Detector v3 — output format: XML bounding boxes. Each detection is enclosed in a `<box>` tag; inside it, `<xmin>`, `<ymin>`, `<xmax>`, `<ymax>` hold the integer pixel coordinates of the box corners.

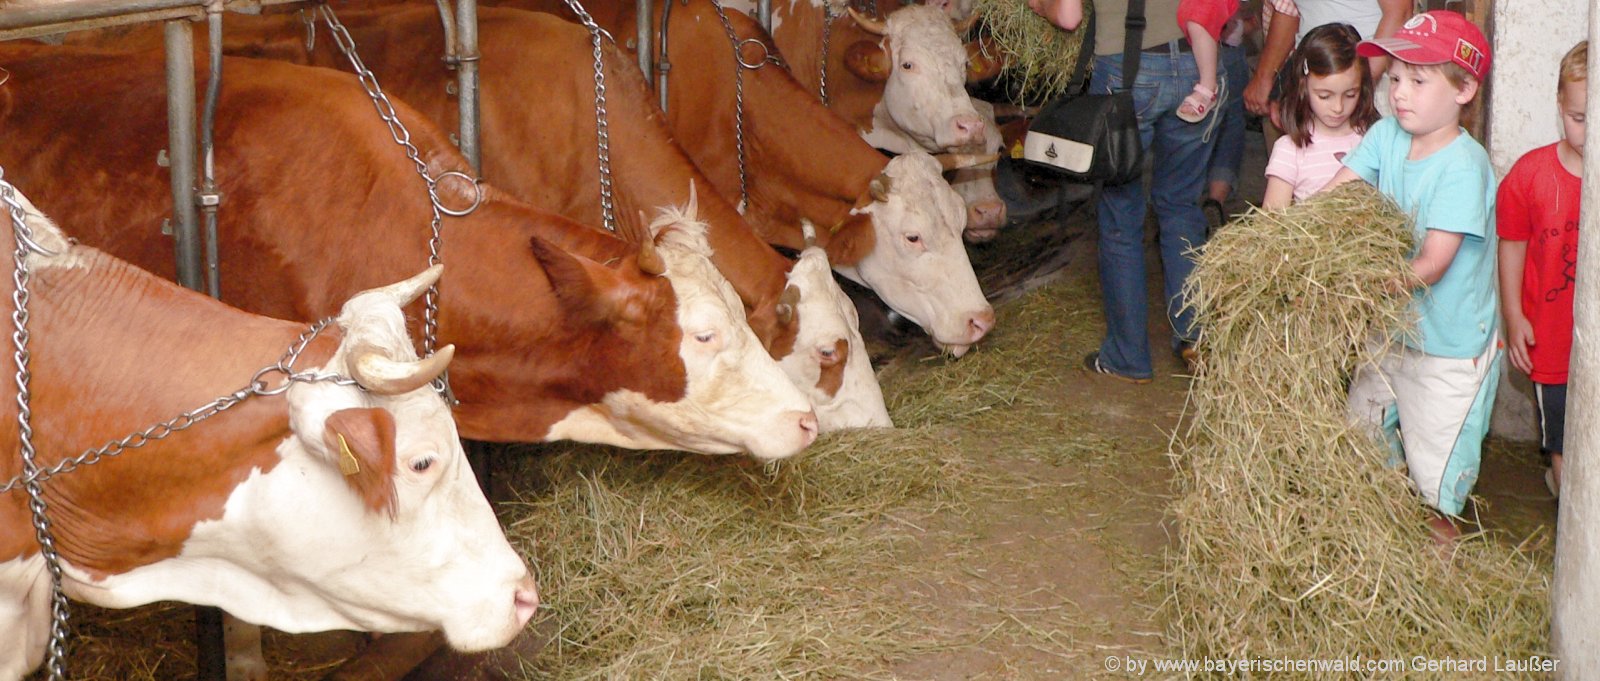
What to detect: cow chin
<box><xmin>439</xmin><ymin>574</ymin><xmax>538</xmax><ymax>652</ymax></box>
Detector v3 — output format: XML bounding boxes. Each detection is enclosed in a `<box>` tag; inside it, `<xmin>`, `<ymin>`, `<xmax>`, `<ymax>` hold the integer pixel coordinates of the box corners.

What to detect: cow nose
<box><xmin>513</xmin><ymin>576</ymin><xmax>540</xmax><ymax>628</ymax></box>
<box><xmin>967</xmin><ymin>199</ymin><xmax>1005</xmax><ymax>232</ymax></box>
<box><xmin>796</xmin><ymin>410</ymin><xmax>820</xmax><ymax>447</ymax></box>
<box><xmin>968</xmin><ymin>307</ymin><xmax>995</xmax><ymax>342</ymax></box>
<box><xmin>952</xmin><ymin>115</ymin><xmax>984</xmax><ymax>146</ymax></box>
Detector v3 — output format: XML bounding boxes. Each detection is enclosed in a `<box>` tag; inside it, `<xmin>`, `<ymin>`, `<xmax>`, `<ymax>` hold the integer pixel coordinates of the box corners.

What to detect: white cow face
<box><xmin>875</xmin><ymin>6</ymin><xmax>985</xmax><ymax>150</ymax></box>
<box><xmin>780</xmin><ymin>242</ymin><xmax>893</xmax><ymax>430</ymax></box>
<box><xmin>839</xmin><ymin>151</ymin><xmax>994</xmax><ymax>357</ymax></box>
<box><xmin>554</xmin><ymin>200</ymin><xmax>821</xmax><ymax>461</ymax></box>
<box><xmin>948</xmin><ymin>98</ymin><xmax>1006</xmax><ymax>241</ymax></box>
<box><xmin>60</xmin><ymin>268</ymin><xmax>538</xmax><ymax>653</ymax></box>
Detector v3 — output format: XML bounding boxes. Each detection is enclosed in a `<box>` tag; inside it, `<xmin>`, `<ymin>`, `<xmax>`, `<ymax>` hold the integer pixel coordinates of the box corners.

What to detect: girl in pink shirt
<box><xmin>1262</xmin><ymin>22</ymin><xmax>1380</xmax><ymax>208</ymax></box>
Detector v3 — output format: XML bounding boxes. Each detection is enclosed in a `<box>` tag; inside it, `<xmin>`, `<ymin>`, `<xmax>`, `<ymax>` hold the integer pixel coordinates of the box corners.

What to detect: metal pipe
<box><xmin>0</xmin><ymin>0</ymin><xmax>201</xmax><ymax>30</ymax></box>
<box><xmin>657</xmin><ymin>0</ymin><xmax>673</xmax><ymax>114</ymax></box>
<box><xmin>636</xmin><ymin>0</ymin><xmax>652</xmax><ymax>83</ymax></box>
<box><xmin>757</xmin><ymin>0</ymin><xmax>771</xmax><ymax>32</ymax></box>
<box><xmin>433</xmin><ymin>0</ymin><xmax>459</xmax><ymax>69</ymax></box>
<box><xmin>455</xmin><ymin>0</ymin><xmax>482</xmax><ymax>172</ymax></box>
<box><xmin>164</xmin><ymin>19</ymin><xmax>203</xmax><ymax>292</ymax></box>
<box><xmin>200</xmin><ymin>4</ymin><xmax>224</xmax><ymax>298</ymax></box>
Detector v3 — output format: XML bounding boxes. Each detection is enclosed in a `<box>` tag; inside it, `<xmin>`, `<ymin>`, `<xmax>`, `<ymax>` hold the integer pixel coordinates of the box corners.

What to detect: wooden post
<box><xmin>1551</xmin><ymin>11</ymin><xmax>1600</xmax><ymax>678</ymax></box>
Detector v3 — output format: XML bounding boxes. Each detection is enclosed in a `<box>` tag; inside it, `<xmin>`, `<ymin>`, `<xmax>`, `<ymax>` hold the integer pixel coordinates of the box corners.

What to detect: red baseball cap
<box><xmin>1357</xmin><ymin>11</ymin><xmax>1491</xmax><ymax>80</ymax></box>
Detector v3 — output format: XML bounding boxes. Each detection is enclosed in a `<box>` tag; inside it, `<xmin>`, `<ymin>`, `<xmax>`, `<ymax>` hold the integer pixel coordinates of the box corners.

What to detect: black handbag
<box><xmin>1020</xmin><ymin>0</ymin><xmax>1146</xmax><ymax>186</ymax></box>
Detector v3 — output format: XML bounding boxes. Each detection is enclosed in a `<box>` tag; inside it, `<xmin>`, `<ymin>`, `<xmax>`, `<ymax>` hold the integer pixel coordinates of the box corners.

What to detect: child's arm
<box><xmin>1498</xmin><ymin>239</ymin><xmax>1536</xmax><ymax>374</ymax></box>
<box><xmin>1027</xmin><ymin>0</ymin><xmax>1083</xmax><ymax>30</ymax></box>
<box><xmin>1262</xmin><ymin>177</ymin><xmax>1294</xmax><ymax>210</ymax></box>
<box><xmin>1319</xmin><ymin>166</ymin><xmax>1364</xmax><ymax>192</ymax></box>
<box><xmin>1411</xmin><ymin>229</ymin><xmax>1464</xmax><ymax>286</ymax></box>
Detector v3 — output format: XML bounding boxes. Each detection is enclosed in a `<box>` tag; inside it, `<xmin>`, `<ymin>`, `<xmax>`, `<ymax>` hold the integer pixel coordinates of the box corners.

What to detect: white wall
<box><xmin>1487</xmin><ymin>0</ymin><xmax>1593</xmax><ymax>441</ymax></box>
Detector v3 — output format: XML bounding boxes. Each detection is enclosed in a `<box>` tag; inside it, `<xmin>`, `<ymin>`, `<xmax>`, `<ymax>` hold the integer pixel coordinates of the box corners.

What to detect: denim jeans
<box><xmin>1089</xmin><ymin>45</ymin><xmax>1218</xmax><ymax>379</ymax></box>
<box><xmin>1207</xmin><ymin>44</ymin><xmax>1250</xmax><ymax>191</ymax></box>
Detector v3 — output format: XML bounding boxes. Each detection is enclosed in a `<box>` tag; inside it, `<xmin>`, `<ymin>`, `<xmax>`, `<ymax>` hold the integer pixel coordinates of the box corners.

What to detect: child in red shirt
<box><xmin>1497</xmin><ymin>40</ymin><xmax>1587</xmax><ymax>499</ymax></box>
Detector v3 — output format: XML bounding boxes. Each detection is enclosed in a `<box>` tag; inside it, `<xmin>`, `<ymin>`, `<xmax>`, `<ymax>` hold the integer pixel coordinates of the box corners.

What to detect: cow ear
<box><xmin>322</xmin><ymin>407</ymin><xmax>400</xmax><ymax>520</ymax></box>
<box><xmin>825</xmin><ymin>215</ymin><xmax>877</xmax><ymax>266</ymax></box>
<box><xmin>965</xmin><ymin>39</ymin><xmax>1004</xmax><ymax>83</ymax></box>
<box><xmin>843</xmin><ymin>40</ymin><xmax>890</xmax><ymax>83</ymax></box>
<box><xmin>527</xmin><ymin>234</ymin><xmax>628</xmax><ymax>326</ymax></box>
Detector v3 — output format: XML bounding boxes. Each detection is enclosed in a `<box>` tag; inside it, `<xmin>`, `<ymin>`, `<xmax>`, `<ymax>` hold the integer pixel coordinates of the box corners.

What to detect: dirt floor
<box><xmin>44</xmin><ymin>125</ymin><xmax>1560</xmax><ymax>680</ymax></box>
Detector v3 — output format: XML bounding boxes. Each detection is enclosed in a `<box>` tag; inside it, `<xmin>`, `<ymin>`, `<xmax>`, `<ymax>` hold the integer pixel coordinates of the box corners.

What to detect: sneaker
<box><xmin>1546</xmin><ymin>468</ymin><xmax>1559</xmax><ymax>500</ymax></box>
<box><xmin>1082</xmin><ymin>351</ymin><xmax>1153</xmax><ymax>384</ymax></box>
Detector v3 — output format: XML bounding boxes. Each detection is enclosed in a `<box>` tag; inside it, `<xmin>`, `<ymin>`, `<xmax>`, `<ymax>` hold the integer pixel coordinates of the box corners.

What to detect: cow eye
<box><xmin>411</xmin><ymin>456</ymin><xmax>435</xmax><ymax>473</ymax></box>
<box><xmin>905</xmin><ymin>233</ymin><xmax>921</xmax><ymax>244</ymax></box>
<box><xmin>694</xmin><ymin>331</ymin><xmax>717</xmax><ymax>344</ymax></box>
<box><xmin>901</xmin><ymin>61</ymin><xmax>913</xmax><ymax>70</ymax></box>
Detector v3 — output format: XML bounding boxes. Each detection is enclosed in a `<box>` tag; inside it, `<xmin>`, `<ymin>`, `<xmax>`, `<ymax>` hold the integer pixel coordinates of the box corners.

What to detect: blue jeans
<box><xmin>1207</xmin><ymin>44</ymin><xmax>1250</xmax><ymax>190</ymax></box>
<box><xmin>1090</xmin><ymin>46</ymin><xmax>1217</xmax><ymax>379</ymax></box>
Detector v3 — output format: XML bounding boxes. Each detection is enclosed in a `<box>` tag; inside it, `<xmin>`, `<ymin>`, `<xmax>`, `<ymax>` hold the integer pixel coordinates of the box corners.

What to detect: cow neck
<box><xmin>665</xmin><ymin>2</ymin><xmax>888</xmax><ymax>261</ymax></box>
<box><xmin>0</xmin><ymin>250</ymin><xmax>326</xmax><ymax>578</ymax></box>
<box><xmin>433</xmin><ymin>199</ymin><xmax>690</xmax><ymax>443</ymax></box>
<box><xmin>769</xmin><ymin>3</ymin><xmax>881</xmax><ymax>134</ymax></box>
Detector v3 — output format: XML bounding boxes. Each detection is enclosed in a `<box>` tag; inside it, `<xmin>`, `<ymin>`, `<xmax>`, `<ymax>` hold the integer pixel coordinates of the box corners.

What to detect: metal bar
<box><xmin>657</xmin><ymin>0</ymin><xmax>673</xmax><ymax>114</ymax></box>
<box><xmin>194</xmin><ymin>606</ymin><xmax>227</xmax><ymax>681</ymax></box>
<box><xmin>636</xmin><ymin>0</ymin><xmax>652</xmax><ymax>82</ymax></box>
<box><xmin>757</xmin><ymin>0</ymin><xmax>771</xmax><ymax>32</ymax></box>
<box><xmin>199</xmin><ymin>5</ymin><xmax>224</xmax><ymax>298</ymax></box>
<box><xmin>0</xmin><ymin>0</ymin><xmax>316</xmax><ymax>41</ymax></box>
<box><xmin>164</xmin><ymin>20</ymin><xmax>203</xmax><ymax>291</ymax></box>
<box><xmin>455</xmin><ymin>0</ymin><xmax>481</xmax><ymax>172</ymax></box>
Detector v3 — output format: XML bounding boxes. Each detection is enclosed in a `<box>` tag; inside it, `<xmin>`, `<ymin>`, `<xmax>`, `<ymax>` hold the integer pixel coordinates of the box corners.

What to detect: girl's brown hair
<box><xmin>1280</xmin><ymin>23</ymin><xmax>1381</xmax><ymax>148</ymax></box>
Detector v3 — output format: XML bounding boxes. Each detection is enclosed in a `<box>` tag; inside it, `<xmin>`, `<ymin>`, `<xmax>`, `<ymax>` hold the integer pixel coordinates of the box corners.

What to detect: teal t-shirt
<box><xmin>1342</xmin><ymin>117</ymin><xmax>1498</xmax><ymax>358</ymax></box>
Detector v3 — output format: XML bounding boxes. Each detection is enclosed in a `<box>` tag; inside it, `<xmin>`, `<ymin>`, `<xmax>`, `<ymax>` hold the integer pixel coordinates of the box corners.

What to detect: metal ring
<box><xmin>735</xmin><ymin>38</ymin><xmax>771</xmax><ymax>70</ymax></box>
<box><xmin>431</xmin><ymin>170</ymin><xmax>484</xmax><ymax>217</ymax></box>
<box><xmin>250</xmin><ymin>366</ymin><xmax>293</xmax><ymax>396</ymax></box>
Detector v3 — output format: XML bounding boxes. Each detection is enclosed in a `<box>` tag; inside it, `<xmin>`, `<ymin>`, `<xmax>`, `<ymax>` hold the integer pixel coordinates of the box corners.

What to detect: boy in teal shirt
<box><xmin>1324</xmin><ymin>10</ymin><xmax>1499</xmax><ymax>543</ymax></box>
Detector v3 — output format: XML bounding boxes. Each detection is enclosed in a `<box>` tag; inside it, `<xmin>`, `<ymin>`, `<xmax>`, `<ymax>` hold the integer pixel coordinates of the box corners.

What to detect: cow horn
<box><xmin>637</xmin><ymin>231</ymin><xmax>666</xmax><ymax>276</ymax></box>
<box><xmin>351</xmin><ymin>343</ymin><xmax>456</xmax><ymax>395</ymax></box>
<box><xmin>953</xmin><ymin>10</ymin><xmax>981</xmax><ymax>36</ymax></box>
<box><xmin>775</xmin><ymin>284</ymin><xmax>802</xmax><ymax>325</ymax></box>
<box><xmin>868</xmin><ymin>173</ymin><xmax>893</xmax><ymax>202</ymax></box>
<box><xmin>933</xmin><ymin>152</ymin><xmax>1000</xmax><ymax>171</ymax></box>
<box><xmin>369</xmin><ymin>264</ymin><xmax>444</xmax><ymax>308</ymax></box>
<box><xmin>847</xmin><ymin>7</ymin><xmax>888</xmax><ymax>36</ymax></box>
<box><xmin>800</xmin><ymin>219</ymin><xmax>818</xmax><ymax>249</ymax></box>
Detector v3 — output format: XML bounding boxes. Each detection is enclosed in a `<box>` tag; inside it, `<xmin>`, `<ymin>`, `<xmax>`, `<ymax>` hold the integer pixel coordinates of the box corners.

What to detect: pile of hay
<box><xmin>1164</xmin><ymin>183</ymin><xmax>1552</xmax><ymax>671</ymax></box>
<box><xmin>973</xmin><ymin>0</ymin><xmax>1092</xmax><ymax>102</ymax></box>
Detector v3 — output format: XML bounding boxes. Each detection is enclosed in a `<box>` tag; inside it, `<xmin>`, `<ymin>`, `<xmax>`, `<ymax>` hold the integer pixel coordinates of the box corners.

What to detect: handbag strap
<box><xmin>1120</xmin><ymin>0</ymin><xmax>1145</xmax><ymax>92</ymax></box>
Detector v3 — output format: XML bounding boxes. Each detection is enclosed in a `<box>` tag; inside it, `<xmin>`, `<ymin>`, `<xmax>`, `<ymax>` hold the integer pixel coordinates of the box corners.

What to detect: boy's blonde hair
<box><xmin>1559</xmin><ymin>41</ymin><xmax>1588</xmax><ymax>96</ymax></box>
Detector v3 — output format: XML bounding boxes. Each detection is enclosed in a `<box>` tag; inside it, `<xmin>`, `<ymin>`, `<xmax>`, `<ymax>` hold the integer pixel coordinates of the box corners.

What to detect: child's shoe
<box><xmin>1546</xmin><ymin>468</ymin><xmax>1559</xmax><ymax>500</ymax></box>
<box><xmin>1177</xmin><ymin>83</ymin><xmax>1219</xmax><ymax>123</ymax></box>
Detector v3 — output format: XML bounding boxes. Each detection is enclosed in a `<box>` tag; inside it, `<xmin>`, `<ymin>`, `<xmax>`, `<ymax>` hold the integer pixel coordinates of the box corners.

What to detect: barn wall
<box><xmin>1486</xmin><ymin>0</ymin><xmax>1592</xmax><ymax>442</ymax></box>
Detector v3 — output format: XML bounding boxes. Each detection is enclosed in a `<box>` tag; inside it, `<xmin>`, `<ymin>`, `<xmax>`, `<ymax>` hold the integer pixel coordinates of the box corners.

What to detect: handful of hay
<box><xmin>973</xmin><ymin>0</ymin><xmax>1092</xmax><ymax>102</ymax></box>
<box><xmin>1165</xmin><ymin>183</ymin><xmax>1551</xmax><ymax>671</ymax></box>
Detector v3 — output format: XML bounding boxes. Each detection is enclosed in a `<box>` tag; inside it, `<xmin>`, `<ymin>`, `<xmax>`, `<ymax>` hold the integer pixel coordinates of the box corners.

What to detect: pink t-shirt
<box><xmin>1265</xmin><ymin>131</ymin><xmax>1365</xmax><ymax>202</ymax></box>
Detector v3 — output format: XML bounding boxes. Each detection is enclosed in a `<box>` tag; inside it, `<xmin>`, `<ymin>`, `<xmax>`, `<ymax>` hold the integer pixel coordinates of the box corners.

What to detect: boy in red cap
<box><xmin>1323</xmin><ymin>10</ymin><xmax>1498</xmax><ymax>545</ymax></box>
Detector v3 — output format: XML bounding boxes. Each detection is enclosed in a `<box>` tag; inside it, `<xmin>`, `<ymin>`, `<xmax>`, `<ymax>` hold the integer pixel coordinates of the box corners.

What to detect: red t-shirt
<box><xmin>1496</xmin><ymin>143</ymin><xmax>1582</xmax><ymax>384</ymax></box>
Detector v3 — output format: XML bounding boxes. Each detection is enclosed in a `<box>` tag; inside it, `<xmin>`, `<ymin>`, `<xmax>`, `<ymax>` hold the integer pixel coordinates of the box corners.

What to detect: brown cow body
<box><xmin>0</xmin><ymin>43</ymin><xmax>818</xmax><ymax>458</ymax></box>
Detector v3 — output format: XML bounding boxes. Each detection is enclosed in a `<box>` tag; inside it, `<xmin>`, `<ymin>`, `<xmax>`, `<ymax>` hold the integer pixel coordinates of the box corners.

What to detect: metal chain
<box><xmin>709</xmin><ymin>0</ymin><xmax>751</xmax><ymax>210</ymax></box>
<box><xmin>819</xmin><ymin>0</ymin><xmax>835</xmax><ymax>106</ymax></box>
<box><xmin>4</xmin><ymin>170</ymin><xmax>69</xmax><ymax>680</ymax></box>
<box><xmin>560</xmin><ymin>0</ymin><xmax>618</xmax><ymax>232</ymax></box>
<box><xmin>0</xmin><ymin>317</ymin><xmax>356</xmax><ymax>496</ymax></box>
<box><xmin>317</xmin><ymin>4</ymin><xmax>477</xmax><ymax>399</ymax></box>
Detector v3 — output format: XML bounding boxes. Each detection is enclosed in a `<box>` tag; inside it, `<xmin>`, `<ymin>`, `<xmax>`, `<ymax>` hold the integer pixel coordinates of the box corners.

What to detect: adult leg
<box><xmin>1090</xmin><ymin>53</ymin><xmax>1160</xmax><ymax>380</ymax></box>
<box><xmin>1149</xmin><ymin>56</ymin><xmax>1218</xmax><ymax>350</ymax></box>
<box><xmin>1207</xmin><ymin>43</ymin><xmax>1250</xmax><ymax>205</ymax></box>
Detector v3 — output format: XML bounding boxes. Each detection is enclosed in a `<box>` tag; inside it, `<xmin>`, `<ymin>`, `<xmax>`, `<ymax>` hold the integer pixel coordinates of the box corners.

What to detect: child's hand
<box><xmin>1504</xmin><ymin>314</ymin><xmax>1536</xmax><ymax>375</ymax></box>
<box><xmin>1027</xmin><ymin>0</ymin><xmax>1083</xmax><ymax>30</ymax></box>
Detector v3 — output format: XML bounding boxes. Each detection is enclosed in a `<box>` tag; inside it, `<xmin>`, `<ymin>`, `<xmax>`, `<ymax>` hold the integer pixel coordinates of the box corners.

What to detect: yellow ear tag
<box><xmin>336</xmin><ymin>434</ymin><xmax>361</xmax><ymax>476</ymax></box>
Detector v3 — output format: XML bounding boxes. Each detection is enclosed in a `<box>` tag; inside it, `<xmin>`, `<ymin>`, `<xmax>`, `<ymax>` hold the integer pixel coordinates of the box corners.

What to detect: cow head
<box><xmin>845</xmin><ymin>5</ymin><xmax>987</xmax><ymax>150</ymax></box>
<box><xmin>948</xmin><ymin>98</ymin><xmax>1007</xmax><ymax>241</ymax></box>
<box><xmin>540</xmin><ymin>195</ymin><xmax>820</xmax><ymax>461</ymax></box>
<box><xmin>779</xmin><ymin>226</ymin><xmax>893</xmax><ymax>430</ymax></box>
<box><xmin>253</xmin><ymin>266</ymin><xmax>536</xmax><ymax>651</ymax></box>
<box><xmin>837</xmin><ymin>151</ymin><xmax>994</xmax><ymax>356</ymax></box>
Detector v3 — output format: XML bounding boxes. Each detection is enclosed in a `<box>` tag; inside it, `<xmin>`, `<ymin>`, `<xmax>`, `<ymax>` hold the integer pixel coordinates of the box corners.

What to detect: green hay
<box><xmin>974</xmin><ymin>0</ymin><xmax>1093</xmax><ymax>102</ymax></box>
<box><xmin>1164</xmin><ymin>183</ymin><xmax>1552</xmax><ymax>676</ymax></box>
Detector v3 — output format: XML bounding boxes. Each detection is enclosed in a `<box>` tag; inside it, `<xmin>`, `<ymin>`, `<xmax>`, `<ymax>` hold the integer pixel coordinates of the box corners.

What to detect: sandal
<box><xmin>1177</xmin><ymin>83</ymin><xmax>1218</xmax><ymax>123</ymax></box>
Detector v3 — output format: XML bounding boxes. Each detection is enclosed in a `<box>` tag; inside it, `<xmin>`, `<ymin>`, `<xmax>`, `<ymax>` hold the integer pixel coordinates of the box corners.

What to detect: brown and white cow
<box><xmin>0</xmin><ymin>43</ymin><xmax>818</xmax><ymax>460</ymax></box>
<box><xmin>176</xmin><ymin>5</ymin><xmax>892</xmax><ymax>430</ymax></box>
<box><xmin>486</xmin><ymin>0</ymin><xmax>993</xmax><ymax>355</ymax></box>
<box><xmin>0</xmin><ymin>190</ymin><xmax>536</xmax><ymax>679</ymax></box>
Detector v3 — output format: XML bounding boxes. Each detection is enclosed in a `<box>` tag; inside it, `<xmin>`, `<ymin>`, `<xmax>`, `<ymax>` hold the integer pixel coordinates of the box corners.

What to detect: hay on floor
<box><xmin>1164</xmin><ymin>182</ymin><xmax>1551</xmax><ymax>672</ymax></box>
